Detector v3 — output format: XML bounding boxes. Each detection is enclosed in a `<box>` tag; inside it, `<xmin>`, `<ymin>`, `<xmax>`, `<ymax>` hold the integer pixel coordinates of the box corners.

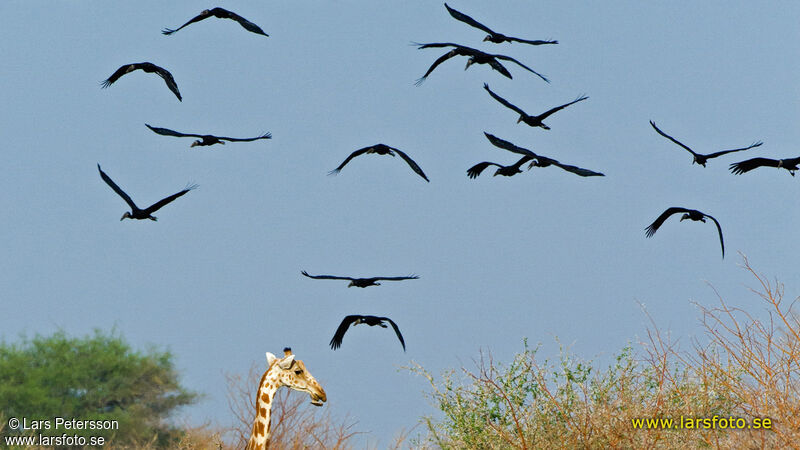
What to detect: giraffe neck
<box><xmin>247</xmin><ymin>367</ymin><xmax>281</xmax><ymax>450</ymax></box>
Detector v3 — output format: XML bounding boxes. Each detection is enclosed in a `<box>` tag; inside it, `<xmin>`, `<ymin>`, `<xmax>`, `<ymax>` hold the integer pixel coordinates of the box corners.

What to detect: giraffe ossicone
<box><xmin>246</xmin><ymin>347</ymin><xmax>327</xmax><ymax>450</ymax></box>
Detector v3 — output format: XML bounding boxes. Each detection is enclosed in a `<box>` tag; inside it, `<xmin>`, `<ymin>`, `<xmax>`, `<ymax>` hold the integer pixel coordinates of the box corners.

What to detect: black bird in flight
<box><xmin>444</xmin><ymin>3</ymin><xmax>557</xmax><ymax>46</ymax></box>
<box><xmin>484</xmin><ymin>84</ymin><xmax>587</xmax><ymax>130</ymax></box>
<box><xmin>97</xmin><ymin>164</ymin><xmax>197</xmax><ymax>221</ymax></box>
<box><xmin>650</xmin><ymin>121</ymin><xmax>762</xmax><ymax>167</ymax></box>
<box><xmin>414</xmin><ymin>43</ymin><xmax>548</xmax><ymax>85</ymax></box>
<box><xmin>101</xmin><ymin>63</ymin><xmax>182</xmax><ymax>101</ymax></box>
<box><xmin>483</xmin><ymin>132</ymin><xmax>605</xmax><ymax>177</ymax></box>
<box><xmin>329</xmin><ymin>144</ymin><xmax>429</xmax><ymax>182</ymax></box>
<box><xmin>329</xmin><ymin>315</ymin><xmax>406</xmax><ymax>351</ymax></box>
<box><xmin>645</xmin><ymin>207</ymin><xmax>725</xmax><ymax>258</ymax></box>
<box><xmin>301</xmin><ymin>271</ymin><xmax>418</xmax><ymax>288</ymax></box>
<box><xmin>162</xmin><ymin>8</ymin><xmax>268</xmax><ymax>37</ymax></box>
<box><xmin>730</xmin><ymin>156</ymin><xmax>800</xmax><ymax>176</ymax></box>
<box><xmin>467</xmin><ymin>156</ymin><xmax>534</xmax><ymax>179</ymax></box>
<box><xmin>145</xmin><ymin>124</ymin><xmax>271</xmax><ymax>148</ymax></box>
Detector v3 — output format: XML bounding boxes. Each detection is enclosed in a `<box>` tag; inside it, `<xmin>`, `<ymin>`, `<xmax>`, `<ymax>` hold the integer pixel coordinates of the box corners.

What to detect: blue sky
<box><xmin>2</xmin><ymin>0</ymin><xmax>799</xmax><ymax>445</ymax></box>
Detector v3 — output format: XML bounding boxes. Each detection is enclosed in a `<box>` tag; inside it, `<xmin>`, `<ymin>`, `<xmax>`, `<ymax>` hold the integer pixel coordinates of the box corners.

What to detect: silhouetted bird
<box><xmin>484</xmin><ymin>132</ymin><xmax>605</xmax><ymax>177</ymax></box>
<box><xmin>414</xmin><ymin>43</ymin><xmax>548</xmax><ymax>85</ymax></box>
<box><xmin>145</xmin><ymin>124</ymin><xmax>271</xmax><ymax>147</ymax></box>
<box><xmin>645</xmin><ymin>207</ymin><xmax>724</xmax><ymax>258</ymax></box>
<box><xmin>484</xmin><ymin>84</ymin><xmax>587</xmax><ymax>129</ymax></box>
<box><xmin>730</xmin><ymin>156</ymin><xmax>800</xmax><ymax>176</ymax></box>
<box><xmin>467</xmin><ymin>156</ymin><xmax>534</xmax><ymax>178</ymax></box>
<box><xmin>97</xmin><ymin>164</ymin><xmax>196</xmax><ymax>221</ymax></box>
<box><xmin>650</xmin><ymin>121</ymin><xmax>762</xmax><ymax>167</ymax></box>
<box><xmin>162</xmin><ymin>8</ymin><xmax>268</xmax><ymax>36</ymax></box>
<box><xmin>444</xmin><ymin>3</ymin><xmax>557</xmax><ymax>45</ymax></box>
<box><xmin>328</xmin><ymin>144</ymin><xmax>429</xmax><ymax>182</ymax></box>
<box><xmin>329</xmin><ymin>315</ymin><xmax>406</xmax><ymax>351</ymax></box>
<box><xmin>301</xmin><ymin>271</ymin><xmax>418</xmax><ymax>288</ymax></box>
<box><xmin>101</xmin><ymin>62</ymin><xmax>182</xmax><ymax>101</ymax></box>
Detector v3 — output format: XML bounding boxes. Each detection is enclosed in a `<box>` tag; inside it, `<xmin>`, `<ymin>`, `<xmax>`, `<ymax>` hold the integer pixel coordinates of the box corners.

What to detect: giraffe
<box><xmin>246</xmin><ymin>347</ymin><xmax>327</xmax><ymax>450</ymax></box>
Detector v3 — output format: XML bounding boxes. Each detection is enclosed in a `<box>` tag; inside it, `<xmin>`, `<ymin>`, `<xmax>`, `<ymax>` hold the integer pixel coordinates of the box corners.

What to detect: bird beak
<box><xmin>120</xmin><ymin>212</ymin><xmax>129</xmax><ymax>221</ymax></box>
<box><xmin>516</xmin><ymin>117</ymin><xmax>523</xmax><ymax>123</ymax></box>
<box><xmin>483</xmin><ymin>36</ymin><xmax>491</xmax><ymax>42</ymax></box>
<box><xmin>464</xmin><ymin>60</ymin><xmax>473</xmax><ymax>71</ymax></box>
<box><xmin>190</xmin><ymin>141</ymin><xmax>199</xmax><ymax>147</ymax></box>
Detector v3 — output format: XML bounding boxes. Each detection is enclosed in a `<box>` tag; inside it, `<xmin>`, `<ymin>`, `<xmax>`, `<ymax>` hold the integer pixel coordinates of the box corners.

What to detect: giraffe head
<box><xmin>265</xmin><ymin>348</ymin><xmax>327</xmax><ymax>406</ymax></box>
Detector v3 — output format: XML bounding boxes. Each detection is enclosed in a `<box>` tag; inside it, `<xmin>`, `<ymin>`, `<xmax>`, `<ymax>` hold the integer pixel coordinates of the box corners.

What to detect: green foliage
<box><xmin>0</xmin><ymin>329</ymin><xmax>198</xmax><ymax>447</ymax></box>
<box><xmin>408</xmin><ymin>341</ymin><xmax>743</xmax><ymax>449</ymax></box>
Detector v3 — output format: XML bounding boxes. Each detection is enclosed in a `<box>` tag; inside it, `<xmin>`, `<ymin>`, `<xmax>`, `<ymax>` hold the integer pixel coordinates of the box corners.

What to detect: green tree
<box><xmin>0</xmin><ymin>329</ymin><xmax>198</xmax><ymax>447</ymax></box>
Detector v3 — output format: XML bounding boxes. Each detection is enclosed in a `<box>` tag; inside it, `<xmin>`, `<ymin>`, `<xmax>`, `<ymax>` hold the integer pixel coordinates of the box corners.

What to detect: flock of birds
<box><xmin>94</xmin><ymin>4</ymin><xmax>791</xmax><ymax>352</ymax></box>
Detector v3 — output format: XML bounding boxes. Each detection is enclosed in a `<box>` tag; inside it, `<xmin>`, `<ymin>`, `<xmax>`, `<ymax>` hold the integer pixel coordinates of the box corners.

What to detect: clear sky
<box><xmin>2</xmin><ymin>0</ymin><xmax>799</xmax><ymax>445</ymax></box>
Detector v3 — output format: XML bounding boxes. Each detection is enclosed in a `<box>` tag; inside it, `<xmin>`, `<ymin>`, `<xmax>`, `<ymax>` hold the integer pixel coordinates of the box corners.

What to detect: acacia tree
<box><xmin>0</xmin><ymin>329</ymin><xmax>198</xmax><ymax>447</ymax></box>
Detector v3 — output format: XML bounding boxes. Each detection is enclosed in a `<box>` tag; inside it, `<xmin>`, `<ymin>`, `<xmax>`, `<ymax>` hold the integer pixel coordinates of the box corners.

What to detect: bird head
<box><xmin>465</xmin><ymin>58</ymin><xmax>475</xmax><ymax>71</ymax></box>
<box><xmin>190</xmin><ymin>140</ymin><xmax>201</xmax><ymax>147</ymax></box>
<box><xmin>483</xmin><ymin>35</ymin><xmax>492</xmax><ymax>42</ymax></box>
<box><xmin>679</xmin><ymin>214</ymin><xmax>690</xmax><ymax>222</ymax></box>
<box><xmin>120</xmin><ymin>212</ymin><xmax>132</xmax><ymax>221</ymax></box>
<box><xmin>347</xmin><ymin>281</ymin><xmax>354</xmax><ymax>288</ymax></box>
<box><xmin>493</xmin><ymin>168</ymin><xmax>502</xmax><ymax>176</ymax></box>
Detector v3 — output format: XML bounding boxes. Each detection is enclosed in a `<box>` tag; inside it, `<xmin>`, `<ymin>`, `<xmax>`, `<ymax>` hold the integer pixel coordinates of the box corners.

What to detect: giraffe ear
<box><xmin>266</xmin><ymin>352</ymin><xmax>277</xmax><ymax>367</ymax></box>
<box><xmin>278</xmin><ymin>355</ymin><xmax>296</xmax><ymax>369</ymax></box>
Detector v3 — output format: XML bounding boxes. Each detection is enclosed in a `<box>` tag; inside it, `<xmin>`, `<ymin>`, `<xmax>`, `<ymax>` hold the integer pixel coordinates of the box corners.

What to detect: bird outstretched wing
<box><xmin>100</xmin><ymin>65</ymin><xmax>131</xmax><ymax>88</ymax></box>
<box><xmin>444</xmin><ymin>3</ymin><xmax>495</xmax><ymax>35</ymax></box>
<box><xmin>484</xmin><ymin>132</ymin><xmax>537</xmax><ymax>158</ymax></box>
<box><xmin>97</xmin><ymin>164</ymin><xmax>138</xmax><ymax>211</ymax></box>
<box><xmin>149</xmin><ymin>64</ymin><xmax>182</xmax><ymax>101</ymax></box>
<box><xmin>704</xmin><ymin>214</ymin><xmax>725</xmax><ymax>258</ymax></box>
<box><xmin>644</xmin><ymin>207</ymin><xmax>691</xmax><ymax>238</ymax></box>
<box><xmin>467</xmin><ymin>162</ymin><xmax>501</xmax><ymax>178</ymax></box>
<box><xmin>301</xmin><ymin>271</ymin><xmax>355</xmax><ymax>281</ymax></box>
<box><xmin>483</xmin><ymin>83</ymin><xmax>527</xmax><ymax>116</ymax></box>
<box><xmin>705</xmin><ymin>141</ymin><xmax>762</xmax><ymax>159</ymax></box>
<box><xmin>729</xmin><ymin>157</ymin><xmax>781</xmax><ymax>174</ymax></box>
<box><xmin>374</xmin><ymin>275</ymin><xmax>419</xmax><ymax>281</ymax></box>
<box><xmin>491</xmin><ymin>54</ymin><xmax>549</xmax><ymax>82</ymax></box>
<box><xmin>382</xmin><ymin>317</ymin><xmax>406</xmax><ymax>351</ymax></box>
<box><xmin>391</xmin><ymin>147</ymin><xmax>429</xmax><ymax>182</ymax></box>
<box><xmin>162</xmin><ymin>10</ymin><xmax>213</xmax><ymax>35</ymax></box>
<box><xmin>143</xmin><ymin>184</ymin><xmax>197</xmax><ymax>215</ymax></box>
<box><xmin>551</xmin><ymin>162</ymin><xmax>605</xmax><ymax>177</ymax></box>
<box><xmin>413</xmin><ymin>42</ymin><xmax>465</xmax><ymax>50</ymax></box>
<box><xmin>214</xmin><ymin>133</ymin><xmax>272</xmax><ymax>142</ymax></box>
<box><xmin>649</xmin><ymin>121</ymin><xmax>698</xmax><ymax>158</ymax></box>
<box><xmin>415</xmin><ymin>50</ymin><xmax>461</xmax><ymax>85</ymax></box>
<box><xmin>329</xmin><ymin>315</ymin><xmax>360</xmax><ymax>350</ymax></box>
<box><xmin>146</xmin><ymin>124</ymin><xmax>203</xmax><ymax>138</ymax></box>
<box><xmin>537</xmin><ymin>95</ymin><xmax>589</xmax><ymax>121</ymax></box>
<box><xmin>328</xmin><ymin>147</ymin><xmax>372</xmax><ymax>175</ymax></box>
<box><xmin>224</xmin><ymin>9</ymin><xmax>269</xmax><ymax>36</ymax></box>
<box><xmin>507</xmin><ymin>37</ymin><xmax>558</xmax><ymax>45</ymax></box>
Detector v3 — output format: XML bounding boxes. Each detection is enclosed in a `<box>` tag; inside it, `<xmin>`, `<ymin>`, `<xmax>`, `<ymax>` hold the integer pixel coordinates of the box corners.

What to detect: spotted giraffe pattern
<box><xmin>246</xmin><ymin>350</ymin><xmax>326</xmax><ymax>450</ymax></box>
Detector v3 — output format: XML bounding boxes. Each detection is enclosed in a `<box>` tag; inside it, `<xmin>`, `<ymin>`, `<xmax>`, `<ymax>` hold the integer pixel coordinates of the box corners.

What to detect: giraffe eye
<box><xmin>294</xmin><ymin>369</ymin><xmax>303</xmax><ymax>375</ymax></box>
